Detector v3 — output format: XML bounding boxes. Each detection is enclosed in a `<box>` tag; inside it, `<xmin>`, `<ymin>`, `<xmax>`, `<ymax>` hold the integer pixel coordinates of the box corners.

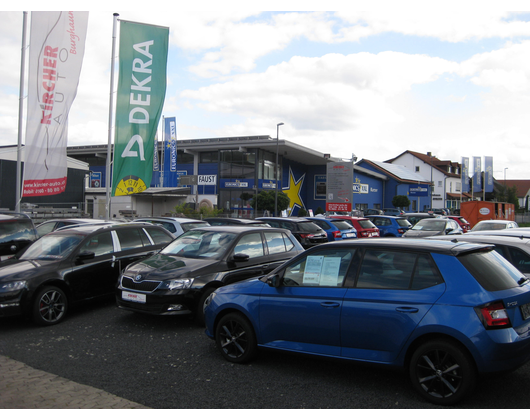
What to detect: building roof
<box><xmin>385</xmin><ymin>150</ymin><xmax>460</xmax><ymax>178</ymax></box>
<box><xmin>503</xmin><ymin>180</ymin><xmax>530</xmax><ymax>198</ymax></box>
<box><xmin>359</xmin><ymin>159</ymin><xmax>431</xmax><ymax>184</ymax></box>
<box><xmin>67</xmin><ymin>135</ymin><xmax>340</xmax><ymax>167</ymax></box>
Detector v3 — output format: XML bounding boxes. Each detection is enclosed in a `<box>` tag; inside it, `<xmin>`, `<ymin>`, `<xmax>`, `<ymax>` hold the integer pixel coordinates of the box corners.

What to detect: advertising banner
<box><xmin>473</xmin><ymin>156</ymin><xmax>482</xmax><ymax>193</ymax></box>
<box><xmin>484</xmin><ymin>156</ymin><xmax>494</xmax><ymax>193</ymax></box>
<box><xmin>23</xmin><ymin>11</ymin><xmax>89</xmax><ymax>197</ymax></box>
<box><xmin>326</xmin><ymin>162</ymin><xmax>353</xmax><ymax>213</ymax></box>
<box><xmin>162</xmin><ymin>116</ymin><xmax>179</xmax><ymax>187</ymax></box>
<box><xmin>461</xmin><ymin>157</ymin><xmax>469</xmax><ymax>193</ymax></box>
<box><xmin>112</xmin><ymin>20</ymin><xmax>169</xmax><ymax>196</ymax></box>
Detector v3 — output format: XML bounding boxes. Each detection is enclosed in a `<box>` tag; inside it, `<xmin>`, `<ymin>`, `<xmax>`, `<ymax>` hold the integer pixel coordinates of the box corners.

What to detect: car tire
<box><xmin>409</xmin><ymin>339</ymin><xmax>476</xmax><ymax>406</ymax></box>
<box><xmin>215</xmin><ymin>312</ymin><xmax>257</xmax><ymax>364</ymax></box>
<box><xmin>32</xmin><ymin>285</ymin><xmax>68</xmax><ymax>326</ymax></box>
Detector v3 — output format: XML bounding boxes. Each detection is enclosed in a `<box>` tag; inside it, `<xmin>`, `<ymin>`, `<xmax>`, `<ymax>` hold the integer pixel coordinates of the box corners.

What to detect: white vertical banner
<box><xmin>23</xmin><ymin>11</ymin><xmax>89</xmax><ymax>197</ymax></box>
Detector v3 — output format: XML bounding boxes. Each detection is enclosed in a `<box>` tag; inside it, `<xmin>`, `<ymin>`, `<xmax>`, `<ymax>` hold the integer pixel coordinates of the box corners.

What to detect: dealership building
<box><xmin>62</xmin><ymin>135</ymin><xmax>437</xmax><ymax>218</ymax></box>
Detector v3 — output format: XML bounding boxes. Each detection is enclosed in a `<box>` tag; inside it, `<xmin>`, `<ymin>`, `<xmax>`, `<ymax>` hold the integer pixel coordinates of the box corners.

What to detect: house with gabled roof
<box><xmin>356</xmin><ymin>159</ymin><xmax>432</xmax><ymax>212</ymax></box>
<box><xmin>384</xmin><ymin>150</ymin><xmax>471</xmax><ymax>212</ymax></box>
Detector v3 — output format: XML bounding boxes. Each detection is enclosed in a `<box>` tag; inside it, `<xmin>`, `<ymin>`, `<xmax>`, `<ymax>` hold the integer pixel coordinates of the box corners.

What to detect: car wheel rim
<box><xmin>219</xmin><ymin>319</ymin><xmax>248</xmax><ymax>359</ymax></box>
<box><xmin>39</xmin><ymin>290</ymin><xmax>66</xmax><ymax>323</ymax></box>
<box><xmin>415</xmin><ymin>349</ymin><xmax>463</xmax><ymax>399</ymax></box>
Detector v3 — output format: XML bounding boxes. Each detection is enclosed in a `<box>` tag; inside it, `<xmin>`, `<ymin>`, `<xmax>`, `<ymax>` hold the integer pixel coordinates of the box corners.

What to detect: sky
<box><xmin>3</xmin><ymin>2</ymin><xmax>530</xmax><ymax>181</ymax></box>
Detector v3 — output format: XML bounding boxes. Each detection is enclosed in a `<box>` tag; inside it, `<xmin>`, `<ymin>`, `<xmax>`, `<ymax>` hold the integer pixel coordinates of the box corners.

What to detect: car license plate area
<box><xmin>520</xmin><ymin>303</ymin><xmax>530</xmax><ymax>320</ymax></box>
<box><xmin>122</xmin><ymin>291</ymin><xmax>146</xmax><ymax>304</ymax></box>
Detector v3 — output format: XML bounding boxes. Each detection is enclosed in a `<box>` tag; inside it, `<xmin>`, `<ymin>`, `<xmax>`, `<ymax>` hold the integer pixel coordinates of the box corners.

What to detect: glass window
<box><xmin>36</xmin><ymin>222</ymin><xmax>56</xmax><ymax>237</ymax></box>
<box><xmin>143</xmin><ymin>227</ymin><xmax>174</xmax><ymax>245</ymax></box>
<box><xmin>80</xmin><ymin>232</ymin><xmax>114</xmax><ymax>256</ymax></box>
<box><xmin>233</xmin><ymin>233</ymin><xmax>264</xmax><ymax>258</ymax></box>
<box><xmin>502</xmin><ymin>246</ymin><xmax>530</xmax><ymax>277</ymax></box>
<box><xmin>458</xmin><ymin>250</ymin><xmax>522</xmax><ymax>291</ymax></box>
<box><xmin>200</xmin><ymin>151</ymin><xmax>218</xmax><ymax>163</ymax></box>
<box><xmin>21</xmin><ymin>233</ymin><xmax>84</xmax><ymax>260</ymax></box>
<box><xmin>357</xmin><ymin>250</ymin><xmax>435</xmax><ymax>289</ymax></box>
<box><xmin>411</xmin><ymin>254</ymin><xmax>444</xmax><ymax>289</ymax></box>
<box><xmin>0</xmin><ymin>219</ymin><xmax>36</xmax><ymax>241</ymax></box>
<box><xmin>264</xmin><ymin>231</ymin><xmax>295</xmax><ymax>254</ymax></box>
<box><xmin>161</xmin><ymin>230</ymin><xmax>236</xmax><ymax>260</ymax></box>
<box><xmin>282</xmin><ymin>249</ymin><xmax>355</xmax><ymax>287</ymax></box>
<box><xmin>116</xmin><ymin>228</ymin><xmax>145</xmax><ymax>250</ymax></box>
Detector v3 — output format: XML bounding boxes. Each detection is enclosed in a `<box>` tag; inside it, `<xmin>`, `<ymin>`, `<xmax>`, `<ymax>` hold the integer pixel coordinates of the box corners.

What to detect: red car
<box><xmin>446</xmin><ymin>215</ymin><xmax>471</xmax><ymax>233</ymax></box>
<box><xmin>331</xmin><ymin>216</ymin><xmax>380</xmax><ymax>238</ymax></box>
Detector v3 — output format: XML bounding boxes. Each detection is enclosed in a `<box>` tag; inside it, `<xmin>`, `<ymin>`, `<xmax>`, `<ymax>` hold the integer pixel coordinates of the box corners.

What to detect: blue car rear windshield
<box><xmin>458</xmin><ymin>250</ymin><xmax>523</xmax><ymax>291</ymax></box>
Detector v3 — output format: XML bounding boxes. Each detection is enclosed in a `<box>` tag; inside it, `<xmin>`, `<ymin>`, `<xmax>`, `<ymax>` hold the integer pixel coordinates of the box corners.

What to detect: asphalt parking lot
<box><xmin>2</xmin><ymin>296</ymin><xmax>530</xmax><ymax>409</ymax></box>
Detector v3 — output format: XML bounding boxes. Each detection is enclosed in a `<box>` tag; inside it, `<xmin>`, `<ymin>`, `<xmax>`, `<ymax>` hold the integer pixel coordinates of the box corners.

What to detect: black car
<box><xmin>203</xmin><ymin>217</ymin><xmax>271</xmax><ymax>227</ymax></box>
<box><xmin>0</xmin><ymin>212</ymin><xmax>37</xmax><ymax>261</ymax></box>
<box><xmin>256</xmin><ymin>217</ymin><xmax>328</xmax><ymax>248</ymax></box>
<box><xmin>0</xmin><ymin>223</ymin><xmax>175</xmax><ymax>326</ymax></box>
<box><xmin>116</xmin><ymin>226</ymin><xmax>304</xmax><ymax>323</ymax></box>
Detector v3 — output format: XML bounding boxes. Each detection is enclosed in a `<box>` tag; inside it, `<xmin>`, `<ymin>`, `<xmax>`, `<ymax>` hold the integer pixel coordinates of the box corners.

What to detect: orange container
<box><xmin>460</xmin><ymin>201</ymin><xmax>515</xmax><ymax>228</ymax></box>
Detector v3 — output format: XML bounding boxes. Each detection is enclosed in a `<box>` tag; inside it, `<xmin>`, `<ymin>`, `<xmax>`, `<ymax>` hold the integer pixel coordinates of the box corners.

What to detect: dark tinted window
<box><xmin>358</xmin><ymin>219</ymin><xmax>377</xmax><ymax>229</ymax></box>
<box><xmin>297</xmin><ymin>222</ymin><xmax>322</xmax><ymax>233</ymax></box>
<box><xmin>357</xmin><ymin>250</ymin><xmax>442</xmax><ymax>289</ymax></box>
<box><xmin>144</xmin><ymin>227</ymin><xmax>174</xmax><ymax>245</ymax></box>
<box><xmin>0</xmin><ymin>219</ymin><xmax>36</xmax><ymax>242</ymax></box>
<box><xmin>116</xmin><ymin>228</ymin><xmax>145</xmax><ymax>250</ymax></box>
<box><xmin>504</xmin><ymin>246</ymin><xmax>530</xmax><ymax>274</ymax></box>
<box><xmin>396</xmin><ymin>218</ymin><xmax>412</xmax><ymax>228</ymax></box>
<box><xmin>330</xmin><ymin>220</ymin><xmax>354</xmax><ymax>230</ymax></box>
<box><xmin>80</xmin><ymin>232</ymin><xmax>114</xmax><ymax>256</ymax></box>
<box><xmin>458</xmin><ymin>250</ymin><xmax>522</xmax><ymax>291</ymax></box>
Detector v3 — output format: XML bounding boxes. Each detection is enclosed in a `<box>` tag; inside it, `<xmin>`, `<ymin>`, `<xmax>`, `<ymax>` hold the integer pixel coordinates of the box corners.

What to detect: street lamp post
<box><xmin>275</xmin><ymin>122</ymin><xmax>284</xmax><ymax>217</ymax></box>
<box><xmin>504</xmin><ymin>168</ymin><xmax>509</xmax><ymax>201</ymax></box>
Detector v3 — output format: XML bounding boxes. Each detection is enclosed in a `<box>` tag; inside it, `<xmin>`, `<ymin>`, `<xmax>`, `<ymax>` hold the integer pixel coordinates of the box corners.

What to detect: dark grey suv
<box><xmin>0</xmin><ymin>212</ymin><xmax>37</xmax><ymax>261</ymax></box>
<box><xmin>0</xmin><ymin>223</ymin><xmax>175</xmax><ymax>326</ymax></box>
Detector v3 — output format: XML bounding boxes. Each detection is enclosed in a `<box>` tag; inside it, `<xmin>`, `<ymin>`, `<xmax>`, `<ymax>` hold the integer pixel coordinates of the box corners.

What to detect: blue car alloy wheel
<box><xmin>409</xmin><ymin>339</ymin><xmax>477</xmax><ymax>406</ymax></box>
<box><xmin>215</xmin><ymin>312</ymin><xmax>258</xmax><ymax>364</ymax></box>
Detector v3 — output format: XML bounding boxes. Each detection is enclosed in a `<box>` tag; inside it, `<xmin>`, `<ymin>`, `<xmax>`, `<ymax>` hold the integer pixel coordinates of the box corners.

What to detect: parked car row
<box><xmin>3</xmin><ymin>211</ymin><xmax>530</xmax><ymax>406</ymax></box>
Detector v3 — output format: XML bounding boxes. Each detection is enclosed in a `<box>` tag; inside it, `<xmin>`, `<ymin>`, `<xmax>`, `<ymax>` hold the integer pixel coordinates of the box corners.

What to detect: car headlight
<box><xmin>158</xmin><ymin>278</ymin><xmax>194</xmax><ymax>290</ymax></box>
<box><xmin>204</xmin><ymin>292</ymin><xmax>216</xmax><ymax>308</ymax></box>
<box><xmin>0</xmin><ymin>281</ymin><xmax>27</xmax><ymax>293</ymax></box>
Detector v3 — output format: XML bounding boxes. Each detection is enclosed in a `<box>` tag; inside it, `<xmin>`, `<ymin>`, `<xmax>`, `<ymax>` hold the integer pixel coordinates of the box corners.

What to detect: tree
<box><xmin>392</xmin><ymin>195</ymin><xmax>410</xmax><ymax>209</ymax></box>
<box><xmin>507</xmin><ymin>185</ymin><xmax>520</xmax><ymax>211</ymax></box>
<box><xmin>250</xmin><ymin>190</ymin><xmax>290</xmax><ymax>215</ymax></box>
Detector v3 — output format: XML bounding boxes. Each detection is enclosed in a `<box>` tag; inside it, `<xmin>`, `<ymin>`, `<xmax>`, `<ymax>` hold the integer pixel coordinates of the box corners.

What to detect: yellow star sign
<box><xmin>283</xmin><ymin>167</ymin><xmax>305</xmax><ymax>215</ymax></box>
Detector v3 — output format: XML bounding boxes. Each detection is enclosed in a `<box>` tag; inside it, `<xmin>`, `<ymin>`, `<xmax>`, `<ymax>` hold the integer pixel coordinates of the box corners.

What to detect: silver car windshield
<box><xmin>161</xmin><ymin>230</ymin><xmax>237</xmax><ymax>260</ymax></box>
<box><xmin>19</xmin><ymin>234</ymin><xmax>84</xmax><ymax>260</ymax></box>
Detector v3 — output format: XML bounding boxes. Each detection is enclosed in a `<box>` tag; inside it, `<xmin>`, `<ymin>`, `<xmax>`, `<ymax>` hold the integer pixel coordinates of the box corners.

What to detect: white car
<box><xmin>469</xmin><ymin>220</ymin><xmax>519</xmax><ymax>232</ymax></box>
<box><xmin>134</xmin><ymin>217</ymin><xmax>210</xmax><ymax>237</ymax></box>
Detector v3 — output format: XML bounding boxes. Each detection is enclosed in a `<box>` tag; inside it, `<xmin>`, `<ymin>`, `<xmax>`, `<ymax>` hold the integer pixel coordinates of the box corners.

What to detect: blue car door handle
<box><xmin>321</xmin><ymin>302</ymin><xmax>340</xmax><ymax>308</ymax></box>
<box><xmin>396</xmin><ymin>307</ymin><xmax>419</xmax><ymax>313</ymax></box>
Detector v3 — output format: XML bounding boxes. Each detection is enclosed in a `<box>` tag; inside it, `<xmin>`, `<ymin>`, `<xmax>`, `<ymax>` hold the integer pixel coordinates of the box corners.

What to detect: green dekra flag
<box><xmin>112</xmin><ymin>20</ymin><xmax>169</xmax><ymax>196</ymax></box>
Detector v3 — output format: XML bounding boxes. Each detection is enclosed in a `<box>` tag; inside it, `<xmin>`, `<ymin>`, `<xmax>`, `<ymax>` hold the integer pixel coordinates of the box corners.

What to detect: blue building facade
<box><xmin>69</xmin><ymin>136</ymin><xmax>432</xmax><ymax>217</ymax></box>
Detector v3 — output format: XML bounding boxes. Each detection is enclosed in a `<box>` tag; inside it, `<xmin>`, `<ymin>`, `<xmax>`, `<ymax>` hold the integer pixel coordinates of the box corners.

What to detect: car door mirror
<box><xmin>76</xmin><ymin>250</ymin><xmax>95</xmax><ymax>261</ymax></box>
<box><xmin>267</xmin><ymin>273</ymin><xmax>281</xmax><ymax>287</ymax></box>
<box><xmin>232</xmin><ymin>253</ymin><xmax>250</xmax><ymax>262</ymax></box>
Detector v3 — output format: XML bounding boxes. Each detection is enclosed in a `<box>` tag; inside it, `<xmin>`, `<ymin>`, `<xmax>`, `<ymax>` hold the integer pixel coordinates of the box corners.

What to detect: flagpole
<box><xmin>105</xmin><ymin>13</ymin><xmax>119</xmax><ymax>221</ymax></box>
<box><xmin>15</xmin><ymin>11</ymin><xmax>28</xmax><ymax>213</ymax></box>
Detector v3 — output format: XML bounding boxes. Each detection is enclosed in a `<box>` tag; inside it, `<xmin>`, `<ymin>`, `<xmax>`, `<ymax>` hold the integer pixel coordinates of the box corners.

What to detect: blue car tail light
<box><xmin>475</xmin><ymin>301</ymin><xmax>511</xmax><ymax>329</ymax></box>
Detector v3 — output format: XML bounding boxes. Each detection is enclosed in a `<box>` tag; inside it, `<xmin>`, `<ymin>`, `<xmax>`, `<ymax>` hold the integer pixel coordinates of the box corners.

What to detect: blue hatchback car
<box><xmin>204</xmin><ymin>238</ymin><xmax>530</xmax><ymax>405</ymax></box>
<box><xmin>366</xmin><ymin>215</ymin><xmax>412</xmax><ymax>237</ymax></box>
<box><xmin>306</xmin><ymin>217</ymin><xmax>357</xmax><ymax>241</ymax></box>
